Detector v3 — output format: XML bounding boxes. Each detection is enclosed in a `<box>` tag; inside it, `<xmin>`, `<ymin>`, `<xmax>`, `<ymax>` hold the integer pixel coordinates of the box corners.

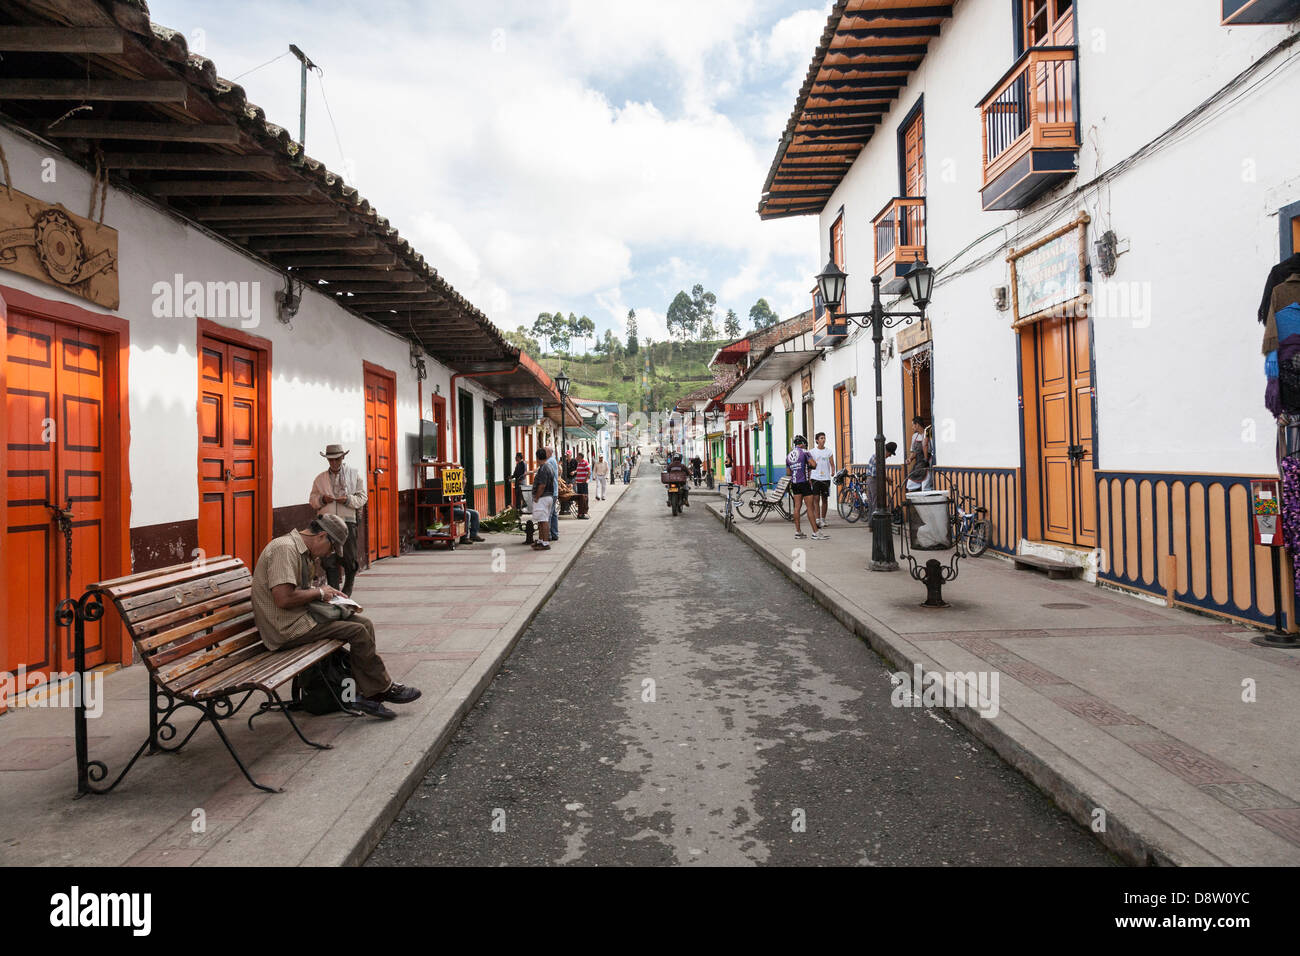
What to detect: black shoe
<box><xmin>348</xmin><ymin>696</ymin><xmax>396</xmax><ymax>720</ymax></box>
<box><xmin>383</xmin><ymin>683</ymin><xmax>422</xmax><ymax>705</ymax></box>
<box><xmin>469</xmin><ymin>535</ymin><xmax>486</xmax><ymax>542</ymax></box>
<box><xmin>459</xmin><ymin>535</ymin><xmax>472</xmax><ymax>544</ymax></box>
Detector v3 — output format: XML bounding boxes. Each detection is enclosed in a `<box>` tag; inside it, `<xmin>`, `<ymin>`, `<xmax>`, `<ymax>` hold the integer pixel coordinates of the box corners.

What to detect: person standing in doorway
<box><xmin>809</xmin><ymin>432</ymin><xmax>835</xmax><ymax>529</ymax></box>
<box><xmin>786</xmin><ymin>435</ymin><xmax>827</xmax><ymax>541</ymax></box>
<box><xmin>906</xmin><ymin>416</ymin><xmax>931</xmax><ymax>492</ymax></box>
<box><xmin>511</xmin><ymin>452</ymin><xmax>527</xmax><ymax>510</ymax></box>
<box><xmin>309</xmin><ymin>443</ymin><xmax>368</xmax><ymax>596</ymax></box>
<box><xmin>593</xmin><ymin>455</ymin><xmax>609</xmax><ymax>500</ymax></box>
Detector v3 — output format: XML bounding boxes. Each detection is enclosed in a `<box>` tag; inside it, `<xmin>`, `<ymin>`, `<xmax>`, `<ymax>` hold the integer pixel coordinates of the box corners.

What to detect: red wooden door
<box><xmin>1035</xmin><ymin>312</ymin><xmax>1094</xmax><ymax>547</ymax></box>
<box><xmin>903</xmin><ymin>111</ymin><xmax>925</xmax><ymax>198</ymax></box>
<box><xmin>198</xmin><ymin>335</ymin><xmax>262</xmax><ymax>568</ymax></box>
<box><xmin>4</xmin><ymin>313</ymin><xmax>111</xmax><ymax>674</ymax></box>
<box><xmin>364</xmin><ymin>366</ymin><xmax>397</xmax><ymax>560</ymax></box>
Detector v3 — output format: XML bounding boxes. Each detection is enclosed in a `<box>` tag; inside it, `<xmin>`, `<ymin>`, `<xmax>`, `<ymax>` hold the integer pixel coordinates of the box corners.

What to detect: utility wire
<box><xmin>316</xmin><ymin>72</ymin><xmax>352</xmax><ymax>184</ymax></box>
<box><xmin>232</xmin><ymin>49</ymin><xmax>292</xmax><ymax>81</ymax></box>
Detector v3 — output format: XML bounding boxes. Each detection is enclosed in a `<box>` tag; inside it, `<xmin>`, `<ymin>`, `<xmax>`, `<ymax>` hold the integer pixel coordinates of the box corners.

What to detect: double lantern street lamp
<box><xmin>815</xmin><ymin>258</ymin><xmax>935</xmax><ymax>572</ymax></box>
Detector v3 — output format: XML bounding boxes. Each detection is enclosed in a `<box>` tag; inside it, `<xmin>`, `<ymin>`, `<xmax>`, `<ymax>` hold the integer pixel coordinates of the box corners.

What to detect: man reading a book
<box><xmin>250</xmin><ymin>514</ymin><xmax>421</xmax><ymax>720</ymax></box>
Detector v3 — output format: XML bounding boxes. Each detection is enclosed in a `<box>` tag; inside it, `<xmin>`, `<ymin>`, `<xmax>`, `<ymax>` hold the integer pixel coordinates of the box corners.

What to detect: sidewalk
<box><xmin>710</xmin><ymin>503</ymin><xmax>1300</xmax><ymax>866</ymax></box>
<box><xmin>0</xmin><ymin>481</ymin><xmax>628</xmax><ymax>867</ymax></box>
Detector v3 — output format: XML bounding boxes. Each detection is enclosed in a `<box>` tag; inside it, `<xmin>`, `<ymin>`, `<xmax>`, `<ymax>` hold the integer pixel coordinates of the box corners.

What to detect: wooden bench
<box><xmin>751</xmin><ymin>475</ymin><xmax>792</xmax><ymax>522</ymax></box>
<box><xmin>86</xmin><ymin>555</ymin><xmax>346</xmax><ymax>793</ymax></box>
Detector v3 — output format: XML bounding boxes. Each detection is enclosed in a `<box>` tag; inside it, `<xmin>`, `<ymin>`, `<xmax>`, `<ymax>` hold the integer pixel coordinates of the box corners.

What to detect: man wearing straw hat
<box><xmin>309</xmin><ymin>443</ymin><xmax>367</xmax><ymax>596</ymax></box>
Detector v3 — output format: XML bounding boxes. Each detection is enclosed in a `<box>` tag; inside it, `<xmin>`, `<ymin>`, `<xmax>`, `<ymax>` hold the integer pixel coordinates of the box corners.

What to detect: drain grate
<box><xmin>1042</xmin><ymin>602</ymin><xmax>1087</xmax><ymax>609</ymax></box>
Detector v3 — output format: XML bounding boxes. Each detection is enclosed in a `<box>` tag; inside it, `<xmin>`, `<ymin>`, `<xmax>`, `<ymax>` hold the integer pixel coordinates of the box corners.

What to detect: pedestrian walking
<box><xmin>723</xmin><ymin>452</ymin><xmax>735</xmax><ymax>487</ymax></box>
<box><xmin>545</xmin><ymin>447</ymin><xmax>560</xmax><ymax>540</ymax></box>
<box><xmin>511</xmin><ymin>452</ymin><xmax>527</xmax><ymax>510</ymax></box>
<box><xmin>786</xmin><ymin>435</ymin><xmax>827</xmax><ymax>540</ymax></box>
<box><xmin>864</xmin><ymin>441</ymin><xmax>898</xmax><ymax>513</ymax></box>
<box><xmin>593</xmin><ymin>455</ymin><xmax>609</xmax><ymax>500</ymax></box>
<box><xmin>690</xmin><ymin>455</ymin><xmax>702</xmax><ymax>487</ymax></box>
<box><xmin>809</xmin><ymin>432</ymin><xmax>835</xmax><ymax>529</ymax></box>
<box><xmin>573</xmin><ymin>452</ymin><xmax>591</xmax><ymax>518</ymax></box>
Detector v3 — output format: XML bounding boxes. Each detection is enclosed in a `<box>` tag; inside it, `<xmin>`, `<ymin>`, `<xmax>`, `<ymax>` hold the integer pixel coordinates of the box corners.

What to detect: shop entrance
<box><xmin>1023</xmin><ymin>311</ymin><xmax>1095</xmax><ymax>547</ymax></box>
<box><xmin>363</xmin><ymin>362</ymin><xmax>398</xmax><ymax>561</ymax></box>
<box><xmin>198</xmin><ymin>325</ymin><xmax>269</xmax><ymax>569</ymax></box>
<box><xmin>4</xmin><ymin>301</ymin><xmax>126</xmax><ymax>678</ymax></box>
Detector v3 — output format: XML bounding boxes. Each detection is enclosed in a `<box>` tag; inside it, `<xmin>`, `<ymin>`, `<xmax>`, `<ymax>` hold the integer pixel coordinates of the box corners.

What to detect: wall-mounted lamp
<box><xmin>991</xmin><ymin>285</ymin><xmax>1009</xmax><ymax>312</ymax></box>
<box><xmin>409</xmin><ymin>340</ymin><xmax>427</xmax><ymax>380</ymax></box>
<box><xmin>275</xmin><ymin>273</ymin><xmax>302</xmax><ymax>326</ymax></box>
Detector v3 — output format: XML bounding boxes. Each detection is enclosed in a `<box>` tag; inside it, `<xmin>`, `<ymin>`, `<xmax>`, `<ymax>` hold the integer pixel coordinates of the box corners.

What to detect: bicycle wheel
<box><xmin>838</xmin><ymin>495</ymin><xmax>860</xmax><ymax>522</ymax></box>
<box><xmin>736</xmin><ymin>488</ymin><xmax>762</xmax><ymax>520</ymax></box>
<box><xmin>966</xmin><ymin>519</ymin><xmax>991</xmax><ymax>557</ymax></box>
<box><xmin>723</xmin><ymin>505</ymin><xmax>734</xmax><ymax>532</ymax></box>
<box><xmin>776</xmin><ymin>495</ymin><xmax>793</xmax><ymax>521</ymax></box>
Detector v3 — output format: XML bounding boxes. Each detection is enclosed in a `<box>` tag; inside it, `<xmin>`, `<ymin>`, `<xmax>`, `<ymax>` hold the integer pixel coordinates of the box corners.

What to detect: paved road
<box><xmin>368</xmin><ymin>461</ymin><xmax>1117</xmax><ymax>866</ymax></box>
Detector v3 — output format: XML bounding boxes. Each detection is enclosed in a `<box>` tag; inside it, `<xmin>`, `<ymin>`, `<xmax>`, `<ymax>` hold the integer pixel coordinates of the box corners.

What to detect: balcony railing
<box><xmin>978</xmin><ymin>45</ymin><xmax>1079</xmax><ymax>189</ymax></box>
<box><xmin>872</xmin><ymin>196</ymin><xmax>926</xmax><ymax>280</ymax></box>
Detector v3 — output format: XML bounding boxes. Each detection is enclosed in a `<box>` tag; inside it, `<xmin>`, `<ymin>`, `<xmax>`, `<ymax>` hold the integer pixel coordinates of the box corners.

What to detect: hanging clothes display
<box><xmin>1262</xmin><ymin>268</ymin><xmax>1300</xmax><ymax>416</ymax></box>
<box><xmin>1280</xmin><ymin>456</ymin><xmax>1300</xmax><ymax>604</ymax></box>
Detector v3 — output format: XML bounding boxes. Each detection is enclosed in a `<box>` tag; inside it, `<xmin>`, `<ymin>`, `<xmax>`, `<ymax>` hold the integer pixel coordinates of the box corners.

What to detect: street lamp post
<box><xmin>555</xmin><ymin>369</ymin><xmax>570</xmax><ymax>466</ymax></box>
<box><xmin>815</xmin><ymin>259</ymin><xmax>935</xmax><ymax>572</ymax></box>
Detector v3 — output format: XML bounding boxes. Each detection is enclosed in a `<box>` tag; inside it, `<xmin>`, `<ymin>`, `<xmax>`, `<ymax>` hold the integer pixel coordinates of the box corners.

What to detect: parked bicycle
<box><xmin>834</xmin><ymin>469</ymin><xmax>903</xmax><ymax>531</ymax></box>
<box><xmin>952</xmin><ymin>494</ymin><xmax>991</xmax><ymax>557</ymax></box>
<box><xmin>719</xmin><ymin>481</ymin><xmax>741</xmax><ymax>532</ymax></box>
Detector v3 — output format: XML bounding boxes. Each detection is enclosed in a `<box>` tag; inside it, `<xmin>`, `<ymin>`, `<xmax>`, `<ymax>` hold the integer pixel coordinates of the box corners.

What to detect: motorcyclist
<box><xmin>662</xmin><ymin>452</ymin><xmax>692</xmax><ymax>509</ymax></box>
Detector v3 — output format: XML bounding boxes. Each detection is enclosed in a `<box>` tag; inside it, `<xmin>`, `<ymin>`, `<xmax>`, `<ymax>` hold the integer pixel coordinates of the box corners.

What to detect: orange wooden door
<box><xmin>364</xmin><ymin>366</ymin><xmax>396</xmax><ymax>560</ymax></box>
<box><xmin>903</xmin><ymin>112</ymin><xmax>925</xmax><ymax>198</ymax></box>
<box><xmin>834</xmin><ymin>385</ymin><xmax>852</xmax><ymax>467</ymax></box>
<box><xmin>4</xmin><ymin>314</ymin><xmax>110</xmax><ymax>674</ymax></box>
<box><xmin>198</xmin><ymin>335</ymin><xmax>262</xmax><ymax>568</ymax></box>
<box><xmin>1035</xmin><ymin>312</ymin><xmax>1094</xmax><ymax>547</ymax></box>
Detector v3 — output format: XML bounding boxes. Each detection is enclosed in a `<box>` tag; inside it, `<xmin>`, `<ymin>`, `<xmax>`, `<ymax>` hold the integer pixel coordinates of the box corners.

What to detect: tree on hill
<box><xmin>531</xmin><ymin>312</ymin><xmax>561</xmax><ymax>354</ymax></box>
<box><xmin>505</xmin><ymin>325</ymin><xmax>542</xmax><ymax>358</ymax></box>
<box><xmin>701</xmin><ymin>316</ymin><xmax>717</xmax><ymax>340</ymax></box>
<box><xmin>690</xmin><ymin>284</ymin><xmax>716</xmax><ymax>340</ymax></box>
<box><xmin>626</xmin><ymin>309</ymin><xmax>639</xmax><ymax>355</ymax></box>
<box><xmin>666</xmin><ymin>290</ymin><xmax>693</xmax><ymax>344</ymax></box>
<box><xmin>749</xmin><ymin>298</ymin><xmax>778</xmax><ymax>330</ymax></box>
<box><xmin>724</xmin><ymin>308</ymin><xmax>741</xmax><ymax>339</ymax></box>
<box><xmin>568</xmin><ymin>312</ymin><xmax>595</xmax><ymax>354</ymax></box>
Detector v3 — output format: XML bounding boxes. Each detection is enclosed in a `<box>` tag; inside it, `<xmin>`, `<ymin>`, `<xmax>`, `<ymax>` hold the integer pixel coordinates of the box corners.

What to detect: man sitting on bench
<box><xmin>251</xmin><ymin>514</ymin><xmax>421</xmax><ymax>720</ymax></box>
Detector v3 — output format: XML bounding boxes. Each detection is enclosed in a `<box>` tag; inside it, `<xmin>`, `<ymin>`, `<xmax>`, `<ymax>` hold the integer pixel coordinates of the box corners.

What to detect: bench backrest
<box><xmin>92</xmin><ymin>556</ymin><xmax>265</xmax><ymax>695</ymax></box>
<box><xmin>764</xmin><ymin>475</ymin><xmax>791</xmax><ymax>502</ymax></box>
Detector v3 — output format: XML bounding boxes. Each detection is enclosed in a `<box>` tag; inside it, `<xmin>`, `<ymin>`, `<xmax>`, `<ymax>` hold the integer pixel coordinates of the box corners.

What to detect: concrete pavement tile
<box><xmin>1242</xmin><ymin>808</ymin><xmax>1300</xmax><ymax>846</ymax></box>
<box><xmin>125</xmin><ymin>847</ymin><xmax>205</xmax><ymax>867</ymax></box>
<box><xmin>0</xmin><ymin>736</ymin><xmax>112</xmax><ymax>771</ymax></box>
<box><xmin>1200</xmin><ymin>782</ymin><xmax>1299</xmax><ymax>811</ymax></box>
<box><xmin>469</xmin><ymin>604</ymin><xmax>517</xmax><ymax>625</ymax></box>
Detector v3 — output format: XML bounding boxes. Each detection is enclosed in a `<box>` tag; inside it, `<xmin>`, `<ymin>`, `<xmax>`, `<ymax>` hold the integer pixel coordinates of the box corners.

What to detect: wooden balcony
<box><xmin>872</xmin><ymin>196</ymin><xmax>926</xmax><ymax>294</ymax></box>
<box><xmin>978</xmin><ymin>46</ymin><xmax>1079</xmax><ymax>211</ymax></box>
<box><xmin>1222</xmin><ymin>0</ymin><xmax>1300</xmax><ymax>23</ymax></box>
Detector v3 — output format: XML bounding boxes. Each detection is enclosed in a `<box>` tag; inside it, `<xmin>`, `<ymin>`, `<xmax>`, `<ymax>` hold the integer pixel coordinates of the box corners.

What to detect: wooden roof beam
<box><xmin>837</xmin><ymin>26</ymin><xmax>941</xmax><ymax>40</ymax></box>
<box><xmin>248</xmin><ymin>237</ymin><xmax>380</xmax><ymax>251</ymax></box>
<box><xmin>274</xmin><ymin>253</ymin><xmax>398</xmax><ymax>267</ymax></box>
<box><xmin>104</xmin><ymin>153</ymin><xmax>278</xmax><ymax>171</ymax></box>
<box><xmin>0</xmin><ymin>79</ymin><xmax>187</xmax><ymax>101</ymax></box>
<box><xmin>143</xmin><ymin>180</ymin><xmax>316</xmax><ymax>197</ymax></box>
<box><xmin>841</xmin><ymin>6</ymin><xmax>952</xmax><ymax>21</ymax></box>
<box><xmin>0</xmin><ymin>26</ymin><xmax>124</xmax><ymax>53</ymax></box>
<box><xmin>45</xmin><ymin>120</ymin><xmax>239</xmax><ymax>142</ymax></box>
<box><xmin>186</xmin><ymin>203</ymin><xmax>341</xmax><ymax>221</ymax></box>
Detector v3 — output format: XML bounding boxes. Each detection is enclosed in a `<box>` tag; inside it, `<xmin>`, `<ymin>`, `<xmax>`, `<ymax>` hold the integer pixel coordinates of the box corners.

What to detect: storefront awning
<box><xmin>724</xmin><ymin>350</ymin><xmax>821</xmax><ymax>404</ymax></box>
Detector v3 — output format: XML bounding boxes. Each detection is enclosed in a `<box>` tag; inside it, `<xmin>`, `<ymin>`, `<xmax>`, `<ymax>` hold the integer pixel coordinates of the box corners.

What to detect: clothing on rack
<box><xmin>1280</xmin><ymin>455</ymin><xmax>1300</xmax><ymax>604</ymax></box>
<box><xmin>1258</xmin><ymin>253</ymin><xmax>1300</xmax><ymax>325</ymax></box>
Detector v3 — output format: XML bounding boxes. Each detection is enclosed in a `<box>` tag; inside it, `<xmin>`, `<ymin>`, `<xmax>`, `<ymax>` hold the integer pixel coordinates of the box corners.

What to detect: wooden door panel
<box><xmin>4</xmin><ymin>314</ymin><xmax>109</xmax><ymax>674</ymax></box>
<box><xmin>1071</xmin><ymin>312</ymin><xmax>1096</xmax><ymax>545</ymax></box>
<box><xmin>197</xmin><ymin>334</ymin><xmax>263</xmax><ymax>565</ymax></box>
<box><xmin>363</xmin><ymin>368</ymin><xmax>397</xmax><ymax>560</ymax></box>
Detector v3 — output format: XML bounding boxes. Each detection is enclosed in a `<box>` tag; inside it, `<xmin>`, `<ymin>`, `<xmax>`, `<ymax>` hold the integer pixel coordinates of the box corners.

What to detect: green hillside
<box><xmin>538</xmin><ymin>339</ymin><xmax>723</xmax><ymax>413</ymax></box>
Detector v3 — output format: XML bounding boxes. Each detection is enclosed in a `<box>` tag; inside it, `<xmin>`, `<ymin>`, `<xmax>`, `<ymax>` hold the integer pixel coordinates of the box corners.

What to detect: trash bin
<box><xmin>906</xmin><ymin>489</ymin><xmax>951</xmax><ymax>550</ymax></box>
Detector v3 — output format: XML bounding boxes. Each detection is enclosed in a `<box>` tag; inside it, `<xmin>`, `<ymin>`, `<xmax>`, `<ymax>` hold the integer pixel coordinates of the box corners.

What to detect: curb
<box><xmin>317</xmin><ymin>485</ymin><xmax>633</xmax><ymax>866</ymax></box>
<box><xmin>707</xmin><ymin>502</ymin><xmax>1218</xmax><ymax>867</ymax></box>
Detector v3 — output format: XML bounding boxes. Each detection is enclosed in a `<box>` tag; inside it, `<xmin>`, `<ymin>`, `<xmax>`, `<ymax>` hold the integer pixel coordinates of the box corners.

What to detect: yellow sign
<box><xmin>442</xmin><ymin>467</ymin><xmax>465</xmax><ymax>496</ymax></box>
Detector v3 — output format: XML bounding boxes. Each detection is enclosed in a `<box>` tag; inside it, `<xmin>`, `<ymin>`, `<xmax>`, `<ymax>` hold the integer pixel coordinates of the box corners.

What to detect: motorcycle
<box><xmin>661</xmin><ymin>466</ymin><xmax>690</xmax><ymax>516</ymax></box>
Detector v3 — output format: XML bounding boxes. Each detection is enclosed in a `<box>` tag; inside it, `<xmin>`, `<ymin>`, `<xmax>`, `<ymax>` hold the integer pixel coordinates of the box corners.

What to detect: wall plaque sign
<box><xmin>0</xmin><ymin>186</ymin><xmax>118</xmax><ymax>309</ymax></box>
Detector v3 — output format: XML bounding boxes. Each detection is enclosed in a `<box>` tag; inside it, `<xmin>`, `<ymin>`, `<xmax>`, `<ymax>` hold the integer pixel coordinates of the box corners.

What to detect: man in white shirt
<box><xmin>809</xmin><ymin>431</ymin><xmax>835</xmax><ymax>529</ymax></box>
<box><xmin>309</xmin><ymin>443</ymin><xmax>368</xmax><ymax>595</ymax></box>
<box><xmin>593</xmin><ymin>455</ymin><xmax>610</xmax><ymax>500</ymax></box>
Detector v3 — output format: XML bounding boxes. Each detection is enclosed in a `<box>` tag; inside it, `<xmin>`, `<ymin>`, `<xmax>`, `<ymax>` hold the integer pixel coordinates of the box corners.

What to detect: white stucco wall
<box><xmin>0</xmin><ymin>125</ymin><xmax>504</xmax><ymax>533</ymax></box>
<box><xmin>813</xmin><ymin>0</ymin><xmax>1300</xmax><ymax>478</ymax></box>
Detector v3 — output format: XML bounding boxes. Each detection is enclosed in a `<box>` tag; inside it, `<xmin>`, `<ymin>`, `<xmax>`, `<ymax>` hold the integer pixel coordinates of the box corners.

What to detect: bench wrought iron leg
<box><xmin>249</xmin><ymin>690</ymin><xmax>333</xmax><ymax>750</ymax></box>
<box><xmin>205</xmin><ymin>702</ymin><xmax>281</xmax><ymax>794</ymax></box>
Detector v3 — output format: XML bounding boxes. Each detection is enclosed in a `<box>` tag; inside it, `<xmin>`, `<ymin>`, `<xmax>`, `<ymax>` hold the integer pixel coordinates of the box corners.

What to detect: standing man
<box><xmin>573</xmin><ymin>452</ymin><xmax>591</xmax><ymax>519</ymax></box>
<box><xmin>864</xmin><ymin>440</ymin><xmax>898</xmax><ymax>514</ymax></box>
<box><xmin>809</xmin><ymin>432</ymin><xmax>835</xmax><ymax>530</ymax></box>
<box><xmin>511</xmin><ymin>452</ymin><xmax>527</xmax><ymax>510</ymax></box>
<box><xmin>786</xmin><ymin>435</ymin><xmax>827</xmax><ymax>541</ymax></box>
<box><xmin>593</xmin><ymin>455</ymin><xmax>609</xmax><ymax>500</ymax></box>
<box><xmin>309</xmin><ymin>443</ymin><xmax>367</xmax><ymax>596</ymax></box>
<box><xmin>252</xmin><ymin>514</ymin><xmax>420</xmax><ymax>720</ymax></box>
<box><xmin>545</xmin><ymin>446</ymin><xmax>561</xmax><ymax>541</ymax></box>
<box><xmin>531</xmin><ymin>448</ymin><xmax>554</xmax><ymax>551</ymax></box>
<box><xmin>906</xmin><ymin>416</ymin><xmax>930</xmax><ymax>492</ymax></box>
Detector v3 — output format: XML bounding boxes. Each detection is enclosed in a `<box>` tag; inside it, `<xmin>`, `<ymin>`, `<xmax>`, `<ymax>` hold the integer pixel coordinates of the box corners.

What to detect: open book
<box><xmin>329</xmin><ymin>595</ymin><xmax>362</xmax><ymax>610</ymax></box>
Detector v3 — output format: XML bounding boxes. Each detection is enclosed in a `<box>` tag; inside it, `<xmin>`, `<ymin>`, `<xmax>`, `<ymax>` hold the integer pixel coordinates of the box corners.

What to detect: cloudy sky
<box><xmin>150</xmin><ymin>0</ymin><xmax>829</xmax><ymax>347</ymax></box>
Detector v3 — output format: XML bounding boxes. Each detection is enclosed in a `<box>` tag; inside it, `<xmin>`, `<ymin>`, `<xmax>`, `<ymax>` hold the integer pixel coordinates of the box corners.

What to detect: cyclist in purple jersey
<box><xmin>786</xmin><ymin>435</ymin><xmax>827</xmax><ymax>540</ymax></box>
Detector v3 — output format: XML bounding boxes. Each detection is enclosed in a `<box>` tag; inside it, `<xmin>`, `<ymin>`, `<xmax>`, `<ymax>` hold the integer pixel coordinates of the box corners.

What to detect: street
<box><xmin>368</xmin><ymin>462</ymin><xmax>1117</xmax><ymax>866</ymax></box>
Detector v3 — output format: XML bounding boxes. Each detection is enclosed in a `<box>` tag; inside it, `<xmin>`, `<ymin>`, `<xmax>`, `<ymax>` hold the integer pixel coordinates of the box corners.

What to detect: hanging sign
<box><xmin>0</xmin><ymin>187</ymin><xmax>118</xmax><ymax>309</ymax></box>
<box><xmin>780</xmin><ymin>383</ymin><xmax>794</xmax><ymax>412</ymax></box>
<box><xmin>441</xmin><ymin>467</ymin><xmax>465</xmax><ymax>497</ymax></box>
<box><xmin>496</xmin><ymin>398</ymin><xmax>543</xmax><ymax>425</ymax></box>
<box><xmin>1252</xmin><ymin>479</ymin><xmax>1282</xmax><ymax>546</ymax></box>
<box><xmin>1007</xmin><ymin>211</ymin><xmax>1090</xmax><ymax>329</ymax></box>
